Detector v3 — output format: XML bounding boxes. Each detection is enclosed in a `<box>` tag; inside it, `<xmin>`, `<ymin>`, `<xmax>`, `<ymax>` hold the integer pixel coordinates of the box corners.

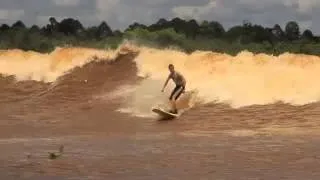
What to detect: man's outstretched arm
<box><xmin>161</xmin><ymin>75</ymin><xmax>170</xmax><ymax>92</ymax></box>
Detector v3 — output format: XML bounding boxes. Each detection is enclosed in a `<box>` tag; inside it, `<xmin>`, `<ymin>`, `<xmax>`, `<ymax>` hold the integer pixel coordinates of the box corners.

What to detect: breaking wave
<box><xmin>0</xmin><ymin>42</ymin><xmax>320</xmax><ymax>118</ymax></box>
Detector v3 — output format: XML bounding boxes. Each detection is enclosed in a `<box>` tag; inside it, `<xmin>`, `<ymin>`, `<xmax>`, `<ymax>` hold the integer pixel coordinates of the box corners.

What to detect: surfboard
<box><xmin>152</xmin><ymin>107</ymin><xmax>179</xmax><ymax>120</ymax></box>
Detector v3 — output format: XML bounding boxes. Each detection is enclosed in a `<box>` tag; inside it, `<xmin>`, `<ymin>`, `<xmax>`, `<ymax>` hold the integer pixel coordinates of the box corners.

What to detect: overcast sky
<box><xmin>0</xmin><ymin>0</ymin><xmax>319</xmax><ymax>34</ymax></box>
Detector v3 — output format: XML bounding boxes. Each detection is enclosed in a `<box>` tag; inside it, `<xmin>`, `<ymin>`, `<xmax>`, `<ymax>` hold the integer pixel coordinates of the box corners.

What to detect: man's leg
<box><xmin>169</xmin><ymin>85</ymin><xmax>180</xmax><ymax>113</ymax></box>
<box><xmin>174</xmin><ymin>85</ymin><xmax>185</xmax><ymax>101</ymax></box>
<box><xmin>171</xmin><ymin>85</ymin><xmax>185</xmax><ymax>114</ymax></box>
<box><xmin>169</xmin><ymin>86</ymin><xmax>179</xmax><ymax>101</ymax></box>
<box><xmin>173</xmin><ymin>86</ymin><xmax>185</xmax><ymax>114</ymax></box>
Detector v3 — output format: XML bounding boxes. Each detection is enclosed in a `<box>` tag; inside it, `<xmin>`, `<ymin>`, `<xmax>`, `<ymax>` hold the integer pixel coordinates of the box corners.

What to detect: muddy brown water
<box><xmin>1</xmin><ymin>51</ymin><xmax>320</xmax><ymax>180</ymax></box>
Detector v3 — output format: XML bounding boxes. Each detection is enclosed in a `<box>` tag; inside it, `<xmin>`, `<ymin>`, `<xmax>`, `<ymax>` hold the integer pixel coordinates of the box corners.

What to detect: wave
<box><xmin>1</xmin><ymin>42</ymin><xmax>320</xmax><ymax>114</ymax></box>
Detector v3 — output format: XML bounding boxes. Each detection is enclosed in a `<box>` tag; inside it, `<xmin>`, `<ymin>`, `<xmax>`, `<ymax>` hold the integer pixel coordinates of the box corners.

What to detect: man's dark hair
<box><xmin>168</xmin><ymin>64</ymin><xmax>174</xmax><ymax>68</ymax></box>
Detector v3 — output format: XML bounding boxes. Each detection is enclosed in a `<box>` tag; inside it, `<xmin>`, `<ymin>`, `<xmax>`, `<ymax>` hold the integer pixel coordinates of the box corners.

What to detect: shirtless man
<box><xmin>161</xmin><ymin>64</ymin><xmax>186</xmax><ymax>114</ymax></box>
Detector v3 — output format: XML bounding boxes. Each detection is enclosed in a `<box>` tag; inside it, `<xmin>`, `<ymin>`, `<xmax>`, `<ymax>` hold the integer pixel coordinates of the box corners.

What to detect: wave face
<box><xmin>0</xmin><ymin>47</ymin><xmax>118</xmax><ymax>82</ymax></box>
<box><xmin>133</xmin><ymin>47</ymin><xmax>320</xmax><ymax>109</ymax></box>
<box><xmin>0</xmin><ymin>43</ymin><xmax>320</xmax><ymax>119</ymax></box>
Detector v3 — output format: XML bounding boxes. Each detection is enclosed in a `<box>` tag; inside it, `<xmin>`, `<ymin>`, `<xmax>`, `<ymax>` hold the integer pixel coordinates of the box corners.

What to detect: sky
<box><xmin>0</xmin><ymin>0</ymin><xmax>319</xmax><ymax>35</ymax></box>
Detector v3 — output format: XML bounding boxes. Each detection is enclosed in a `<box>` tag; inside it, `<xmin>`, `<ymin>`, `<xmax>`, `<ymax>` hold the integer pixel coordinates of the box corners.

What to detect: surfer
<box><xmin>161</xmin><ymin>64</ymin><xmax>186</xmax><ymax>114</ymax></box>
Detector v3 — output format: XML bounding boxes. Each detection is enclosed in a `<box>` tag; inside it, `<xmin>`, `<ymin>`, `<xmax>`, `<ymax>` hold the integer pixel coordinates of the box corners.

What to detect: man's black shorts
<box><xmin>169</xmin><ymin>85</ymin><xmax>185</xmax><ymax>100</ymax></box>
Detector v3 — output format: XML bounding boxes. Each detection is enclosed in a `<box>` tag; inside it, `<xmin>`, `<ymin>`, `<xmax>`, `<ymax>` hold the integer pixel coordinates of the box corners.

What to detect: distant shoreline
<box><xmin>0</xmin><ymin>17</ymin><xmax>319</xmax><ymax>56</ymax></box>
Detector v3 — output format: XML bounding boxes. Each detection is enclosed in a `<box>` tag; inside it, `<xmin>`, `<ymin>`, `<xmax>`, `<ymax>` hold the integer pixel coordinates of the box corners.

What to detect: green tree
<box><xmin>59</xmin><ymin>18</ymin><xmax>84</xmax><ymax>36</ymax></box>
<box><xmin>199</xmin><ymin>20</ymin><xmax>225</xmax><ymax>38</ymax></box>
<box><xmin>285</xmin><ymin>21</ymin><xmax>300</xmax><ymax>40</ymax></box>
<box><xmin>12</xmin><ymin>20</ymin><xmax>26</xmax><ymax>29</ymax></box>
<box><xmin>96</xmin><ymin>21</ymin><xmax>113</xmax><ymax>39</ymax></box>
<box><xmin>301</xmin><ymin>29</ymin><xmax>314</xmax><ymax>41</ymax></box>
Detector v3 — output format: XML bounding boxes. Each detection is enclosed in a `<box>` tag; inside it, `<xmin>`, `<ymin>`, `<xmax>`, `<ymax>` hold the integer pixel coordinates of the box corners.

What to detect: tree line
<box><xmin>0</xmin><ymin>17</ymin><xmax>319</xmax><ymax>55</ymax></box>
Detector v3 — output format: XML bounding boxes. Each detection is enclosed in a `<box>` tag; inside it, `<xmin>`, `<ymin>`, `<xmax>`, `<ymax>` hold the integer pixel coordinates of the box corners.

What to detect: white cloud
<box><xmin>299</xmin><ymin>20</ymin><xmax>312</xmax><ymax>30</ymax></box>
<box><xmin>94</xmin><ymin>0</ymin><xmax>159</xmax><ymax>29</ymax></box>
<box><xmin>95</xmin><ymin>0</ymin><xmax>120</xmax><ymax>20</ymax></box>
<box><xmin>283</xmin><ymin>0</ymin><xmax>320</xmax><ymax>13</ymax></box>
<box><xmin>172</xmin><ymin>0</ymin><xmax>217</xmax><ymax>20</ymax></box>
<box><xmin>0</xmin><ymin>9</ymin><xmax>24</xmax><ymax>20</ymax></box>
<box><xmin>52</xmin><ymin>0</ymin><xmax>81</xmax><ymax>7</ymax></box>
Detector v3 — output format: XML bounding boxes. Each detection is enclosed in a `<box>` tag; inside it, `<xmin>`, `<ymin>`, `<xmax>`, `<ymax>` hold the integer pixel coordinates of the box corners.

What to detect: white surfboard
<box><xmin>152</xmin><ymin>107</ymin><xmax>179</xmax><ymax>120</ymax></box>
